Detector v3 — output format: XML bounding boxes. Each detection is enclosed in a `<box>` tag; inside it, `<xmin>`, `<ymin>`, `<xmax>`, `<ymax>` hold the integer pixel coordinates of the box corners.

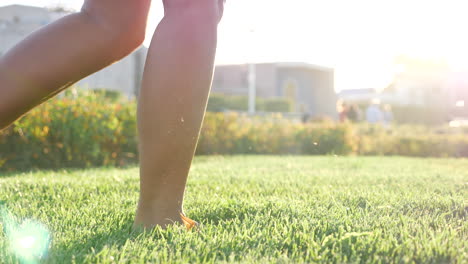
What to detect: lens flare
<box><xmin>1</xmin><ymin>204</ymin><xmax>51</xmax><ymax>264</ymax></box>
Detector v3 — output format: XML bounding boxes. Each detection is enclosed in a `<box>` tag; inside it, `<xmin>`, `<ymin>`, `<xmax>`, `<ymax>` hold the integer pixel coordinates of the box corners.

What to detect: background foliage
<box><xmin>1</xmin><ymin>91</ymin><xmax>467</xmax><ymax>171</ymax></box>
<box><xmin>207</xmin><ymin>94</ymin><xmax>293</xmax><ymax>113</ymax></box>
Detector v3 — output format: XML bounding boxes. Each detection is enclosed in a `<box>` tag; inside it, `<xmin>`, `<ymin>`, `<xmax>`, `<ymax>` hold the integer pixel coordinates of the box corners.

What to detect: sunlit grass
<box><xmin>0</xmin><ymin>156</ymin><xmax>467</xmax><ymax>263</ymax></box>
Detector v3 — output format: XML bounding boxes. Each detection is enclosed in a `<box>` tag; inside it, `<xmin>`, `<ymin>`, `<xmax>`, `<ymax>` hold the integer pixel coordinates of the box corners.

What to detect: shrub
<box><xmin>206</xmin><ymin>94</ymin><xmax>249</xmax><ymax>112</ymax></box>
<box><xmin>355</xmin><ymin>124</ymin><xmax>468</xmax><ymax>157</ymax></box>
<box><xmin>0</xmin><ymin>90</ymin><xmax>138</xmax><ymax>171</ymax></box>
<box><xmin>297</xmin><ymin>122</ymin><xmax>356</xmax><ymax>155</ymax></box>
<box><xmin>206</xmin><ymin>94</ymin><xmax>228</xmax><ymax>112</ymax></box>
<box><xmin>90</xmin><ymin>89</ymin><xmax>126</xmax><ymax>102</ymax></box>
<box><xmin>196</xmin><ymin>113</ymin><xmax>351</xmax><ymax>155</ymax></box>
<box><xmin>262</xmin><ymin>98</ymin><xmax>293</xmax><ymax>112</ymax></box>
<box><xmin>207</xmin><ymin>94</ymin><xmax>293</xmax><ymax>113</ymax></box>
<box><xmin>1</xmin><ymin>91</ymin><xmax>467</xmax><ymax>171</ymax></box>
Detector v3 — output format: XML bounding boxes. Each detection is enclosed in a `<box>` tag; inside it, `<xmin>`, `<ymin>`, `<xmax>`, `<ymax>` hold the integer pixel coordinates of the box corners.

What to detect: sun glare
<box><xmin>1</xmin><ymin>205</ymin><xmax>51</xmax><ymax>264</ymax></box>
<box><xmin>2</xmin><ymin>0</ymin><xmax>468</xmax><ymax>91</ymax></box>
<box><xmin>18</xmin><ymin>236</ymin><xmax>37</xmax><ymax>249</ymax></box>
<box><xmin>10</xmin><ymin>221</ymin><xmax>51</xmax><ymax>263</ymax></box>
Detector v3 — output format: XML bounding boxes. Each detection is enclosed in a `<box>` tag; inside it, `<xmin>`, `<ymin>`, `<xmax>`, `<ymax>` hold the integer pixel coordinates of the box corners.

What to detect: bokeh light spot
<box><xmin>1</xmin><ymin>204</ymin><xmax>51</xmax><ymax>264</ymax></box>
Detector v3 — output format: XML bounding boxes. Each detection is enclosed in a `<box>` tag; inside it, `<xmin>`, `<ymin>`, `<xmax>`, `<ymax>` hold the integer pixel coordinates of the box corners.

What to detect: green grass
<box><xmin>0</xmin><ymin>156</ymin><xmax>467</xmax><ymax>263</ymax></box>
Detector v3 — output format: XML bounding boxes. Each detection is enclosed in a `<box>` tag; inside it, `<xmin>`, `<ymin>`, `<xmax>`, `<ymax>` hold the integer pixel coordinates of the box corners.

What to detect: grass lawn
<box><xmin>0</xmin><ymin>156</ymin><xmax>467</xmax><ymax>263</ymax></box>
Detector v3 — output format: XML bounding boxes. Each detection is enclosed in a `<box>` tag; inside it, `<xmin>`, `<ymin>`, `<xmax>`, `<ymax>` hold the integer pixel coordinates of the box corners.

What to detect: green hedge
<box><xmin>1</xmin><ymin>91</ymin><xmax>467</xmax><ymax>171</ymax></box>
<box><xmin>207</xmin><ymin>94</ymin><xmax>293</xmax><ymax>113</ymax></box>
<box><xmin>0</xmin><ymin>91</ymin><xmax>138</xmax><ymax>170</ymax></box>
<box><xmin>355</xmin><ymin>124</ymin><xmax>468</xmax><ymax>157</ymax></box>
<box><xmin>197</xmin><ymin>113</ymin><xmax>355</xmax><ymax>155</ymax></box>
<box><xmin>262</xmin><ymin>98</ymin><xmax>293</xmax><ymax>112</ymax></box>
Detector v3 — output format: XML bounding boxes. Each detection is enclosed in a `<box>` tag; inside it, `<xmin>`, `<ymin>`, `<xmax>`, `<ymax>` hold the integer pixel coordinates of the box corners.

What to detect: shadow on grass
<box><xmin>44</xmin><ymin>204</ymin><xmax>258</xmax><ymax>263</ymax></box>
<box><xmin>46</xmin><ymin>218</ymin><xmax>138</xmax><ymax>263</ymax></box>
<box><xmin>192</xmin><ymin>201</ymin><xmax>303</xmax><ymax>226</ymax></box>
<box><xmin>0</xmin><ymin>170</ymin><xmax>26</xmax><ymax>179</ymax></box>
<box><xmin>0</xmin><ymin>165</ymin><xmax>138</xmax><ymax>179</ymax></box>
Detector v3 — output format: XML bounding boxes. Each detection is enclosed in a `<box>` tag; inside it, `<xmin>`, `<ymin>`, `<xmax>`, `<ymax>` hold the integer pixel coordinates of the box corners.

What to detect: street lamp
<box><xmin>248</xmin><ymin>63</ymin><xmax>256</xmax><ymax>114</ymax></box>
<box><xmin>247</xmin><ymin>28</ymin><xmax>256</xmax><ymax>115</ymax></box>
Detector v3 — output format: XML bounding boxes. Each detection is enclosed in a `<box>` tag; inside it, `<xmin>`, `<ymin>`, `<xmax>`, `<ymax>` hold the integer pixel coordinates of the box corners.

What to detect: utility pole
<box><xmin>247</xmin><ymin>27</ymin><xmax>256</xmax><ymax>115</ymax></box>
<box><xmin>248</xmin><ymin>63</ymin><xmax>256</xmax><ymax>114</ymax></box>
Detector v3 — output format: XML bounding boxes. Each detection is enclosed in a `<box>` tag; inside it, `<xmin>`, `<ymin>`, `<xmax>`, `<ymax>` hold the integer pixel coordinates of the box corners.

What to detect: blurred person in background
<box><xmin>383</xmin><ymin>104</ymin><xmax>394</xmax><ymax>127</ymax></box>
<box><xmin>366</xmin><ymin>99</ymin><xmax>384</xmax><ymax>124</ymax></box>
<box><xmin>347</xmin><ymin>104</ymin><xmax>362</xmax><ymax>123</ymax></box>
<box><xmin>300</xmin><ymin>104</ymin><xmax>311</xmax><ymax>123</ymax></box>
<box><xmin>337</xmin><ymin>101</ymin><xmax>349</xmax><ymax>123</ymax></box>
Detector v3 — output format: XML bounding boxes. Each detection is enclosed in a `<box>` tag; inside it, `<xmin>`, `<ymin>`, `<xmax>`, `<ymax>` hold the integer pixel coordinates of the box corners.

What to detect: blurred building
<box><xmin>337</xmin><ymin>88</ymin><xmax>380</xmax><ymax>105</ymax></box>
<box><xmin>0</xmin><ymin>4</ymin><xmax>147</xmax><ymax>97</ymax></box>
<box><xmin>0</xmin><ymin>5</ymin><xmax>67</xmax><ymax>54</ymax></box>
<box><xmin>381</xmin><ymin>59</ymin><xmax>450</xmax><ymax>107</ymax></box>
<box><xmin>338</xmin><ymin>56</ymin><xmax>468</xmax><ymax>120</ymax></box>
<box><xmin>382</xmin><ymin>57</ymin><xmax>468</xmax><ymax>119</ymax></box>
<box><xmin>213</xmin><ymin>63</ymin><xmax>337</xmax><ymax>118</ymax></box>
<box><xmin>445</xmin><ymin>72</ymin><xmax>468</xmax><ymax>118</ymax></box>
<box><xmin>382</xmin><ymin>57</ymin><xmax>465</xmax><ymax>107</ymax></box>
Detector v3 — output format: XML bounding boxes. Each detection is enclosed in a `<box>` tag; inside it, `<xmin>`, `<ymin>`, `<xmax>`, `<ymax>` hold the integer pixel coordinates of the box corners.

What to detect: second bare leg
<box><xmin>135</xmin><ymin>0</ymin><xmax>224</xmax><ymax>229</ymax></box>
<box><xmin>0</xmin><ymin>0</ymin><xmax>151</xmax><ymax>129</ymax></box>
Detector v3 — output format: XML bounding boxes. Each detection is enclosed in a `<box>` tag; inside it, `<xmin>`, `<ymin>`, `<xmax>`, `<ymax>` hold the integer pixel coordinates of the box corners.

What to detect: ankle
<box><xmin>134</xmin><ymin>208</ymin><xmax>182</xmax><ymax>229</ymax></box>
<box><xmin>137</xmin><ymin>197</ymin><xmax>183</xmax><ymax>213</ymax></box>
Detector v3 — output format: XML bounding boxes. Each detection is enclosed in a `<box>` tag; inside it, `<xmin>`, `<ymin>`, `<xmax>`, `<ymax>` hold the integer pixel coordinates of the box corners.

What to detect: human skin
<box><xmin>0</xmin><ymin>0</ymin><xmax>224</xmax><ymax>229</ymax></box>
<box><xmin>0</xmin><ymin>0</ymin><xmax>151</xmax><ymax>128</ymax></box>
<box><xmin>135</xmin><ymin>1</ymin><xmax>224</xmax><ymax>229</ymax></box>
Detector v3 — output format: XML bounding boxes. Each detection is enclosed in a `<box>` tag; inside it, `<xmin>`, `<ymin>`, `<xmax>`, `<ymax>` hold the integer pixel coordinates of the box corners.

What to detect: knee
<box><xmin>80</xmin><ymin>3</ymin><xmax>149</xmax><ymax>59</ymax></box>
<box><xmin>164</xmin><ymin>0</ymin><xmax>225</xmax><ymax>23</ymax></box>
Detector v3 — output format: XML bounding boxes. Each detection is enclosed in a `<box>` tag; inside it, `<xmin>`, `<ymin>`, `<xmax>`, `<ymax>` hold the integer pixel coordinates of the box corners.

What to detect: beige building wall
<box><xmin>213</xmin><ymin>63</ymin><xmax>337</xmax><ymax>118</ymax></box>
<box><xmin>77</xmin><ymin>47</ymin><xmax>147</xmax><ymax>97</ymax></box>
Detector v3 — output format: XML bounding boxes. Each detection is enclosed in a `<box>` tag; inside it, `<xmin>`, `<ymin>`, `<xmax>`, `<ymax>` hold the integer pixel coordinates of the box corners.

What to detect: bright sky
<box><xmin>2</xmin><ymin>0</ymin><xmax>468</xmax><ymax>91</ymax></box>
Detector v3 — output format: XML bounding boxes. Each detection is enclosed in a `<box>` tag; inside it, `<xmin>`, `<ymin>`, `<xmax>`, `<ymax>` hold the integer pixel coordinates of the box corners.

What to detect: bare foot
<box><xmin>133</xmin><ymin>213</ymin><xmax>181</xmax><ymax>230</ymax></box>
<box><xmin>180</xmin><ymin>213</ymin><xmax>199</xmax><ymax>230</ymax></box>
<box><xmin>133</xmin><ymin>205</ymin><xmax>198</xmax><ymax>230</ymax></box>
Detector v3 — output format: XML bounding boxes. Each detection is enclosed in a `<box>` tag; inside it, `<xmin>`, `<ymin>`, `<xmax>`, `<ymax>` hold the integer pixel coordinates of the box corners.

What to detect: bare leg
<box><xmin>0</xmin><ymin>0</ymin><xmax>151</xmax><ymax>129</ymax></box>
<box><xmin>134</xmin><ymin>0</ymin><xmax>224</xmax><ymax>228</ymax></box>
